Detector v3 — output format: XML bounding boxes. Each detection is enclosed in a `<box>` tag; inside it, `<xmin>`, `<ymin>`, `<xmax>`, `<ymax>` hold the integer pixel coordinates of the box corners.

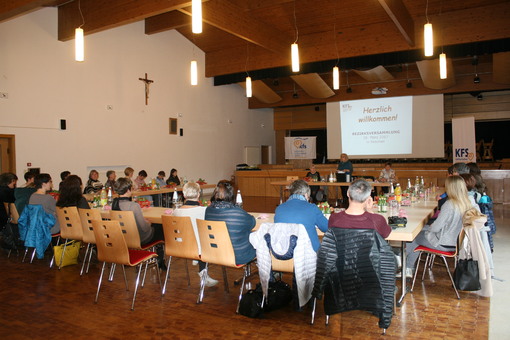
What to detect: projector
<box><xmin>372</xmin><ymin>87</ymin><xmax>388</xmax><ymax>95</ymax></box>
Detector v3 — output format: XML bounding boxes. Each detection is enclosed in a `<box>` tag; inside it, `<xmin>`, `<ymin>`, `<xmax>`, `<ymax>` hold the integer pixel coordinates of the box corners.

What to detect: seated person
<box><xmin>104</xmin><ymin>170</ymin><xmax>117</xmax><ymax>189</ymax></box>
<box><xmin>0</xmin><ymin>172</ymin><xmax>18</xmax><ymax>226</ymax></box>
<box><xmin>28</xmin><ymin>173</ymin><xmax>59</xmax><ymax>234</ymax></box>
<box><xmin>124</xmin><ymin>167</ymin><xmax>134</xmax><ymax>181</ymax></box>
<box><xmin>14</xmin><ymin>172</ymin><xmax>36</xmax><ymax>216</ymax></box>
<box><xmin>378</xmin><ymin>162</ymin><xmax>397</xmax><ymax>194</ymax></box>
<box><xmin>155</xmin><ymin>171</ymin><xmax>166</xmax><ymax>188</ymax></box>
<box><xmin>166</xmin><ymin>168</ymin><xmax>181</xmax><ymax>186</ymax></box>
<box><xmin>274</xmin><ymin>179</ymin><xmax>328</xmax><ymax>253</ymax></box>
<box><xmin>205</xmin><ymin>180</ymin><xmax>255</xmax><ymax>265</ymax></box>
<box><xmin>405</xmin><ymin>175</ymin><xmax>472</xmax><ymax>277</ymax></box>
<box><xmin>112</xmin><ymin>178</ymin><xmax>165</xmax><ymax>267</ymax></box>
<box><xmin>56</xmin><ymin>175</ymin><xmax>90</xmax><ymax>209</ymax></box>
<box><xmin>58</xmin><ymin>171</ymin><xmax>70</xmax><ymax>191</ymax></box>
<box><xmin>83</xmin><ymin>170</ymin><xmax>103</xmax><ymax>194</ymax></box>
<box><xmin>337</xmin><ymin>153</ymin><xmax>353</xmax><ymax>207</ymax></box>
<box><xmin>133</xmin><ymin>170</ymin><xmax>148</xmax><ymax>190</ymax></box>
<box><xmin>306</xmin><ymin>164</ymin><xmax>322</xmax><ymax>202</ymax></box>
<box><xmin>173</xmin><ymin>182</ymin><xmax>218</xmax><ymax>286</ymax></box>
<box><xmin>328</xmin><ymin>179</ymin><xmax>391</xmax><ymax>238</ymax></box>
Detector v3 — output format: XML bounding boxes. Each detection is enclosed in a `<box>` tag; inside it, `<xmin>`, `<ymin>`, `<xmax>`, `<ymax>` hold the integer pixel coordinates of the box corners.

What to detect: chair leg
<box><xmin>222</xmin><ymin>266</ymin><xmax>229</xmax><ymax>293</ymax></box>
<box><xmin>22</xmin><ymin>247</ymin><xmax>29</xmax><ymax>263</ymax></box>
<box><xmin>411</xmin><ymin>252</ymin><xmax>423</xmax><ymax>293</ymax></box>
<box><xmin>325</xmin><ymin>315</ymin><xmax>330</xmax><ymax>325</ymax></box>
<box><xmin>80</xmin><ymin>243</ymin><xmax>90</xmax><ymax>276</ymax></box>
<box><xmin>86</xmin><ymin>245</ymin><xmax>94</xmax><ymax>274</ymax></box>
<box><xmin>235</xmin><ymin>266</ymin><xmax>248</xmax><ymax>314</ymax></box>
<box><xmin>197</xmin><ymin>263</ymin><xmax>208</xmax><ymax>304</ymax></box>
<box><xmin>441</xmin><ymin>255</ymin><xmax>460</xmax><ymax>299</ymax></box>
<box><xmin>141</xmin><ymin>260</ymin><xmax>149</xmax><ymax>287</ymax></box>
<box><xmin>131</xmin><ymin>263</ymin><xmax>144</xmax><ymax>311</ymax></box>
<box><xmin>109</xmin><ymin>263</ymin><xmax>116</xmax><ymax>281</ymax></box>
<box><xmin>30</xmin><ymin>248</ymin><xmax>36</xmax><ymax>263</ymax></box>
<box><xmin>122</xmin><ymin>265</ymin><xmax>128</xmax><ymax>290</ymax></box>
<box><xmin>49</xmin><ymin>236</ymin><xmax>61</xmax><ymax>268</ymax></box>
<box><xmin>162</xmin><ymin>256</ymin><xmax>172</xmax><ymax>297</ymax></box>
<box><xmin>58</xmin><ymin>239</ymin><xmax>69</xmax><ymax>270</ymax></box>
<box><xmin>310</xmin><ymin>297</ymin><xmax>317</xmax><ymax>324</ymax></box>
<box><xmin>95</xmin><ymin>262</ymin><xmax>107</xmax><ymax>303</ymax></box>
<box><xmin>422</xmin><ymin>253</ymin><xmax>431</xmax><ymax>281</ymax></box>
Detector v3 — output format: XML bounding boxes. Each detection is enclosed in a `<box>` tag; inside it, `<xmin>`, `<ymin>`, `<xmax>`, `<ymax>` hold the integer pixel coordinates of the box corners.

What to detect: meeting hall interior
<box><xmin>1</xmin><ymin>1</ymin><xmax>510</xmax><ymax>339</ymax></box>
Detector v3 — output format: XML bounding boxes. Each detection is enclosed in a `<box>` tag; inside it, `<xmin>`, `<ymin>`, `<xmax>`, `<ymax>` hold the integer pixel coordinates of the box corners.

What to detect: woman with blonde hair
<box><xmin>404</xmin><ymin>175</ymin><xmax>472</xmax><ymax>276</ymax></box>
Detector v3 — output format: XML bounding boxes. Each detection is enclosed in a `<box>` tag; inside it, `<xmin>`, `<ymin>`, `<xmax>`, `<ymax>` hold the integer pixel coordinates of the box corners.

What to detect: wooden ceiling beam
<box><xmin>178</xmin><ymin>0</ymin><xmax>290</xmax><ymax>53</ymax></box>
<box><xmin>58</xmin><ymin>0</ymin><xmax>197</xmax><ymax>41</ymax></box>
<box><xmin>0</xmin><ymin>0</ymin><xmax>58</xmax><ymax>22</ymax></box>
<box><xmin>377</xmin><ymin>0</ymin><xmax>415</xmax><ymax>47</ymax></box>
<box><xmin>145</xmin><ymin>11</ymin><xmax>190</xmax><ymax>35</ymax></box>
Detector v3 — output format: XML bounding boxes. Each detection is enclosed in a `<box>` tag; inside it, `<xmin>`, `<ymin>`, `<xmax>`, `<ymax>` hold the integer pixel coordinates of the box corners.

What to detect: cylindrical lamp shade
<box><xmin>246</xmin><ymin>76</ymin><xmax>252</xmax><ymax>97</ymax></box>
<box><xmin>332</xmin><ymin>66</ymin><xmax>340</xmax><ymax>90</ymax></box>
<box><xmin>75</xmin><ymin>28</ymin><xmax>84</xmax><ymax>62</ymax></box>
<box><xmin>190</xmin><ymin>60</ymin><xmax>198</xmax><ymax>85</ymax></box>
<box><xmin>424</xmin><ymin>23</ymin><xmax>433</xmax><ymax>57</ymax></box>
<box><xmin>291</xmin><ymin>43</ymin><xmax>300</xmax><ymax>72</ymax></box>
<box><xmin>439</xmin><ymin>53</ymin><xmax>447</xmax><ymax>79</ymax></box>
<box><xmin>192</xmin><ymin>0</ymin><xmax>202</xmax><ymax>34</ymax></box>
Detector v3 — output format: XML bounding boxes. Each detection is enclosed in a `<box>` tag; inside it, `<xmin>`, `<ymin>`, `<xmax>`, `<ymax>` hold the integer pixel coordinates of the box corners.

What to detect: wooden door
<box><xmin>0</xmin><ymin>135</ymin><xmax>16</xmax><ymax>174</ymax></box>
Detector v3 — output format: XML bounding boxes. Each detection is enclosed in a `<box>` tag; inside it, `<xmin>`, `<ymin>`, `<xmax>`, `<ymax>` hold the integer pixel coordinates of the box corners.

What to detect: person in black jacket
<box><xmin>0</xmin><ymin>172</ymin><xmax>18</xmax><ymax>226</ymax></box>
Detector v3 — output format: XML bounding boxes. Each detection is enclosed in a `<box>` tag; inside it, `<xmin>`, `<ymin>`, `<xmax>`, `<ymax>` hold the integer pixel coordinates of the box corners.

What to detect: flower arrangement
<box><xmin>317</xmin><ymin>202</ymin><xmax>331</xmax><ymax>214</ymax></box>
<box><xmin>197</xmin><ymin>178</ymin><xmax>207</xmax><ymax>185</ymax></box>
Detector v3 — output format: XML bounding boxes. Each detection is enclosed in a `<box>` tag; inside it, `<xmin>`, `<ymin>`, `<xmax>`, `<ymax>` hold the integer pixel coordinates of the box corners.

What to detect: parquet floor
<box><xmin>0</xmin><ymin>197</ymin><xmax>494</xmax><ymax>339</ymax></box>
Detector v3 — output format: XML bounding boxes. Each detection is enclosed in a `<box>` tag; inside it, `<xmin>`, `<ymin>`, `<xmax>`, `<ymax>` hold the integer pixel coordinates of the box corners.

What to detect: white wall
<box><xmin>0</xmin><ymin>8</ymin><xmax>274</xmax><ymax>184</ymax></box>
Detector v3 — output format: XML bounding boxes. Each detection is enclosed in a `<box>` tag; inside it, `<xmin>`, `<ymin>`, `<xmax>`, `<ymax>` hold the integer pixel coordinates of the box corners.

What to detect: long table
<box><xmin>97</xmin><ymin>197</ymin><xmax>435</xmax><ymax>306</ymax></box>
<box><xmin>270</xmin><ymin>180</ymin><xmax>391</xmax><ymax>204</ymax></box>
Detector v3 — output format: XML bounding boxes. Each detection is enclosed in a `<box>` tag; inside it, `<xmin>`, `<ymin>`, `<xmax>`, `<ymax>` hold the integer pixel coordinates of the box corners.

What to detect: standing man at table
<box><xmin>337</xmin><ymin>153</ymin><xmax>353</xmax><ymax>207</ymax></box>
<box><xmin>274</xmin><ymin>180</ymin><xmax>328</xmax><ymax>253</ymax></box>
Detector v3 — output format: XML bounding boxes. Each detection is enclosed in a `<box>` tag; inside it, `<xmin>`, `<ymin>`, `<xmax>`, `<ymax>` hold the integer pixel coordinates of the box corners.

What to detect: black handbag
<box><xmin>264</xmin><ymin>280</ymin><xmax>292</xmax><ymax>312</ymax></box>
<box><xmin>238</xmin><ymin>287</ymin><xmax>264</xmax><ymax>318</ymax></box>
<box><xmin>453</xmin><ymin>259</ymin><xmax>481</xmax><ymax>291</ymax></box>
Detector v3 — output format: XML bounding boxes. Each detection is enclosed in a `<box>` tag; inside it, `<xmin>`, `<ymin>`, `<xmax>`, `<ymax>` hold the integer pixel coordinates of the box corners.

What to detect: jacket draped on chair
<box><xmin>312</xmin><ymin>228</ymin><xmax>396</xmax><ymax>330</ymax></box>
<box><xmin>460</xmin><ymin>208</ymin><xmax>492</xmax><ymax>297</ymax></box>
<box><xmin>18</xmin><ymin>204</ymin><xmax>57</xmax><ymax>259</ymax></box>
<box><xmin>249</xmin><ymin>222</ymin><xmax>316</xmax><ymax>307</ymax></box>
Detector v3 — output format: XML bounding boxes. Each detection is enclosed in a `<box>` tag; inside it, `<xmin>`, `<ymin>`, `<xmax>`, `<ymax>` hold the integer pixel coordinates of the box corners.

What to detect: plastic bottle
<box><xmin>107</xmin><ymin>187</ymin><xmax>113</xmax><ymax>206</ymax></box>
<box><xmin>394</xmin><ymin>183</ymin><xmax>402</xmax><ymax>203</ymax></box>
<box><xmin>171</xmin><ymin>190</ymin><xmax>177</xmax><ymax>207</ymax></box>
<box><xmin>236</xmin><ymin>190</ymin><xmax>243</xmax><ymax>209</ymax></box>
<box><xmin>100</xmin><ymin>188</ymin><xmax>107</xmax><ymax>207</ymax></box>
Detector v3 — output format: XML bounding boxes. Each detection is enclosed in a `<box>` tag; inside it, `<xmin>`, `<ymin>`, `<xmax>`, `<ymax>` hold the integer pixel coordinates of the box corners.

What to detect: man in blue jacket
<box><xmin>274</xmin><ymin>180</ymin><xmax>328</xmax><ymax>252</ymax></box>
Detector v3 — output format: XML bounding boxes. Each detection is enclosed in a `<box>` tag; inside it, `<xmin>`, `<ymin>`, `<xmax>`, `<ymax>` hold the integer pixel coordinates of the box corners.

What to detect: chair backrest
<box><xmin>161</xmin><ymin>215</ymin><xmax>200</xmax><ymax>260</ymax></box>
<box><xmin>196</xmin><ymin>219</ymin><xmax>237</xmax><ymax>267</ymax></box>
<box><xmin>56</xmin><ymin>206</ymin><xmax>83</xmax><ymax>240</ymax></box>
<box><xmin>9</xmin><ymin>203</ymin><xmax>19</xmax><ymax>224</ymax></box>
<box><xmin>109</xmin><ymin>210</ymin><xmax>142</xmax><ymax>249</ymax></box>
<box><xmin>91</xmin><ymin>220</ymin><xmax>130</xmax><ymax>265</ymax></box>
<box><xmin>271</xmin><ymin>254</ymin><xmax>294</xmax><ymax>273</ymax></box>
<box><xmin>78</xmin><ymin>208</ymin><xmax>102</xmax><ymax>244</ymax></box>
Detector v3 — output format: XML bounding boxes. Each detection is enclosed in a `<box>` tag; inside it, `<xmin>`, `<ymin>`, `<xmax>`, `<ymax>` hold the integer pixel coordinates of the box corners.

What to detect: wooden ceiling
<box><xmin>2</xmin><ymin>0</ymin><xmax>510</xmax><ymax>108</ymax></box>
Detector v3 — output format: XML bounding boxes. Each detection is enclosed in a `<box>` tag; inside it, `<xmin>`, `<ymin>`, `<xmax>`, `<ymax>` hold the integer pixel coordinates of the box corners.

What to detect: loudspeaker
<box><xmin>179</xmin><ymin>128</ymin><xmax>183</xmax><ymax>136</ymax></box>
<box><xmin>60</xmin><ymin>119</ymin><xmax>66</xmax><ymax>130</ymax></box>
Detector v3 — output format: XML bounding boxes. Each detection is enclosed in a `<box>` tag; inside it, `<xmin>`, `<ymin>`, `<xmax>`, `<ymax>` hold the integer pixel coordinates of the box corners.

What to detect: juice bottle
<box><xmin>394</xmin><ymin>183</ymin><xmax>402</xmax><ymax>203</ymax></box>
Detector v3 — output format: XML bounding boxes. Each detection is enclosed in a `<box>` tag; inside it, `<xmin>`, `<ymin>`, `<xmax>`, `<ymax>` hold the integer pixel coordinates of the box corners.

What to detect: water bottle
<box><xmin>172</xmin><ymin>190</ymin><xmax>178</xmax><ymax>208</ymax></box>
<box><xmin>236</xmin><ymin>190</ymin><xmax>243</xmax><ymax>209</ymax></box>
<box><xmin>107</xmin><ymin>187</ymin><xmax>113</xmax><ymax>206</ymax></box>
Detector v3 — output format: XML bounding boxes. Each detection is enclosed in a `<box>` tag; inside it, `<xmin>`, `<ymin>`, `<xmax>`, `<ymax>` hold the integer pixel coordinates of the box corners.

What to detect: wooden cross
<box><xmin>138</xmin><ymin>73</ymin><xmax>154</xmax><ymax>105</ymax></box>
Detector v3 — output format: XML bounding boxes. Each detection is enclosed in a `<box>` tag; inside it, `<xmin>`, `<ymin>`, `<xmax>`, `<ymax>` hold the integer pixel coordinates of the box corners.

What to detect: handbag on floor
<box><xmin>453</xmin><ymin>258</ymin><xmax>481</xmax><ymax>291</ymax></box>
<box><xmin>53</xmin><ymin>240</ymin><xmax>81</xmax><ymax>267</ymax></box>
<box><xmin>239</xmin><ymin>286</ymin><xmax>264</xmax><ymax>318</ymax></box>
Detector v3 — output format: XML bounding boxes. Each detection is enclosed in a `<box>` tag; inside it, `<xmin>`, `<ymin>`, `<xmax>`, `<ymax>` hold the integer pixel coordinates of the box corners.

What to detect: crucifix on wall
<box><xmin>138</xmin><ymin>73</ymin><xmax>154</xmax><ymax>105</ymax></box>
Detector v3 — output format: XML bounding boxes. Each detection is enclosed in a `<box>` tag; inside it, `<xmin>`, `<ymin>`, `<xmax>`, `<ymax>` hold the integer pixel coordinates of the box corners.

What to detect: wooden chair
<box><xmin>410</xmin><ymin>229</ymin><xmax>464</xmax><ymax>300</ymax></box>
<box><xmin>109</xmin><ymin>210</ymin><xmax>164</xmax><ymax>285</ymax></box>
<box><xmin>483</xmin><ymin>138</ymin><xmax>494</xmax><ymax>162</ymax></box>
<box><xmin>55</xmin><ymin>206</ymin><xmax>83</xmax><ymax>270</ymax></box>
<box><xmin>91</xmin><ymin>220</ymin><xmax>160</xmax><ymax>310</ymax></box>
<box><xmin>161</xmin><ymin>215</ymin><xmax>201</xmax><ymax>296</ymax></box>
<box><xmin>196</xmin><ymin>219</ymin><xmax>252</xmax><ymax>313</ymax></box>
<box><xmin>78</xmin><ymin>208</ymin><xmax>102</xmax><ymax>275</ymax></box>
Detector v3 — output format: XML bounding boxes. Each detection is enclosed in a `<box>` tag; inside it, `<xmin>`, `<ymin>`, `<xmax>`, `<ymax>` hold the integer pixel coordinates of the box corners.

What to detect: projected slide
<box><xmin>340</xmin><ymin>96</ymin><xmax>412</xmax><ymax>155</ymax></box>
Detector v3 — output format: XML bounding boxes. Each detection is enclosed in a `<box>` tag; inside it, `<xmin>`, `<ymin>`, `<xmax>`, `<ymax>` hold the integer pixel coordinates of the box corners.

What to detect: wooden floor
<box><xmin>0</xmin><ymin>198</ymin><xmax>493</xmax><ymax>339</ymax></box>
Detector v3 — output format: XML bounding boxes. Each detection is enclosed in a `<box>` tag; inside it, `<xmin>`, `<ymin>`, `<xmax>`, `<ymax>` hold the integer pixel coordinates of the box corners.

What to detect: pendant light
<box><xmin>424</xmin><ymin>0</ymin><xmax>433</xmax><ymax>56</ymax></box>
<box><xmin>192</xmin><ymin>0</ymin><xmax>202</xmax><ymax>34</ymax></box>
<box><xmin>245</xmin><ymin>43</ymin><xmax>252</xmax><ymax>97</ymax></box>
<box><xmin>332</xmin><ymin>67</ymin><xmax>340</xmax><ymax>90</ymax></box>
<box><xmin>190</xmin><ymin>60</ymin><xmax>198</xmax><ymax>85</ymax></box>
<box><xmin>291</xmin><ymin>1</ymin><xmax>300</xmax><ymax>72</ymax></box>
<box><xmin>439</xmin><ymin>53</ymin><xmax>447</xmax><ymax>79</ymax></box>
<box><xmin>246</xmin><ymin>76</ymin><xmax>252</xmax><ymax>97</ymax></box>
<box><xmin>75</xmin><ymin>0</ymin><xmax>85</xmax><ymax>62</ymax></box>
